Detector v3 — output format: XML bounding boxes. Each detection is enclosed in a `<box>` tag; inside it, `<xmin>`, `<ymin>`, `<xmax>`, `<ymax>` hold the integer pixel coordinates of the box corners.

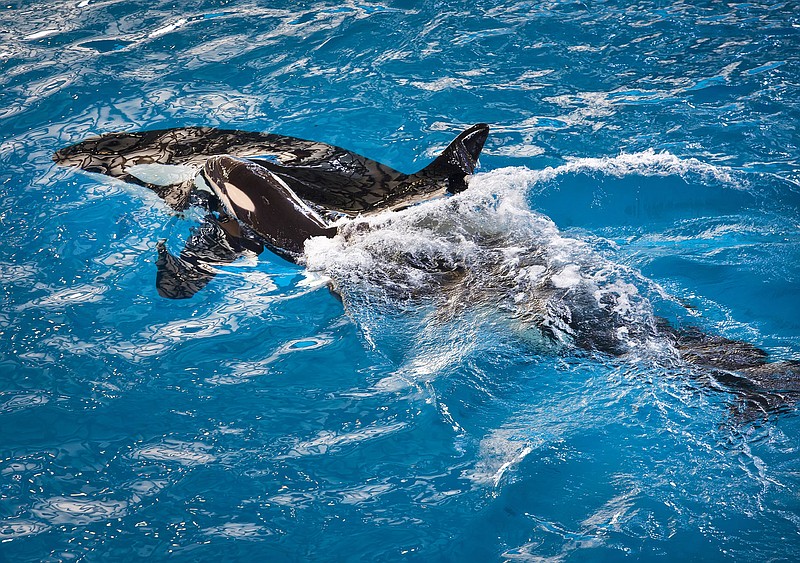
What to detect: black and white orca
<box><xmin>54</xmin><ymin>124</ymin><xmax>490</xmax><ymax>298</ymax></box>
<box><xmin>53</xmin><ymin>123</ymin><xmax>800</xmax><ymax>415</ymax></box>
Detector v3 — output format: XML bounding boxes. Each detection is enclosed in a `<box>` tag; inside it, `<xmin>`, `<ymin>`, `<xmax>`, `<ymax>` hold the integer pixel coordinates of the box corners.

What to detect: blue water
<box><xmin>2</xmin><ymin>1</ymin><xmax>800</xmax><ymax>560</ymax></box>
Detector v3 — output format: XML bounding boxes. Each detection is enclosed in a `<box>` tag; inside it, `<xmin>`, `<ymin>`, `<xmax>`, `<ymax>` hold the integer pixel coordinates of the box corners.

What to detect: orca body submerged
<box><xmin>53</xmin><ymin>124</ymin><xmax>800</xmax><ymax>417</ymax></box>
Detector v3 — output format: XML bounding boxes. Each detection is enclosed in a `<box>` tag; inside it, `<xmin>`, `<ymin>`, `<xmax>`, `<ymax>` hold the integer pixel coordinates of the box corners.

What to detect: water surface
<box><xmin>1</xmin><ymin>1</ymin><xmax>799</xmax><ymax>561</ymax></box>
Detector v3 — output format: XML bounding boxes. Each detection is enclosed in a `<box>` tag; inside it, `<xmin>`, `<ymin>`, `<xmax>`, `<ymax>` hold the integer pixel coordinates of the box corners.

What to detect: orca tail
<box><xmin>416</xmin><ymin>123</ymin><xmax>489</xmax><ymax>194</ymax></box>
<box><xmin>665</xmin><ymin>322</ymin><xmax>800</xmax><ymax>419</ymax></box>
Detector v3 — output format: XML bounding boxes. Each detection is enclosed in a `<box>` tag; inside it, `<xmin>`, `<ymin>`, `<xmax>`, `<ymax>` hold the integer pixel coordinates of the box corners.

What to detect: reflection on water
<box><xmin>1</xmin><ymin>0</ymin><xmax>799</xmax><ymax>560</ymax></box>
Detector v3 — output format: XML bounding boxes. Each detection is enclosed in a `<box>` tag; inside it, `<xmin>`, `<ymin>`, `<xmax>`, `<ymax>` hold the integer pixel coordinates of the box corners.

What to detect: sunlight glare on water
<box><xmin>1</xmin><ymin>1</ymin><xmax>799</xmax><ymax>561</ymax></box>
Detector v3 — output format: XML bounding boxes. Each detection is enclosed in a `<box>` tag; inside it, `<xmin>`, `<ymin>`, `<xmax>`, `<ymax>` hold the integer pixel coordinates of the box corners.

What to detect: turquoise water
<box><xmin>2</xmin><ymin>1</ymin><xmax>800</xmax><ymax>560</ymax></box>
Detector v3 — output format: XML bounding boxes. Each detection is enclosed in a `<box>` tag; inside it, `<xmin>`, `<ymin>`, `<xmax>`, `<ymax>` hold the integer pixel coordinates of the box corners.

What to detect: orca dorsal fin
<box><xmin>416</xmin><ymin>123</ymin><xmax>489</xmax><ymax>194</ymax></box>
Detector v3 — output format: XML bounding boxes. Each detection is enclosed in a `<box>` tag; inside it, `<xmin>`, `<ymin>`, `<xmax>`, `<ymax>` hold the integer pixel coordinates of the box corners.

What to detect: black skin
<box><xmin>52</xmin><ymin>123</ymin><xmax>490</xmax><ymax>297</ymax></box>
<box><xmin>149</xmin><ymin>124</ymin><xmax>490</xmax><ymax>297</ymax></box>
<box><xmin>53</xmin><ymin>124</ymin><xmax>799</xmax><ymax>417</ymax></box>
<box><xmin>202</xmin><ymin>155</ymin><xmax>337</xmax><ymax>258</ymax></box>
<box><xmin>53</xmin><ymin>124</ymin><xmax>490</xmax><ymax>212</ymax></box>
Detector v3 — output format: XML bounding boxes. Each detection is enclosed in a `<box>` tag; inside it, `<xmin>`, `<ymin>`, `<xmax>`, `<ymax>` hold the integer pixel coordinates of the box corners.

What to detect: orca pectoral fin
<box><xmin>156</xmin><ymin>241</ymin><xmax>216</xmax><ymax>299</ymax></box>
<box><xmin>415</xmin><ymin>123</ymin><xmax>490</xmax><ymax>194</ymax></box>
<box><xmin>155</xmin><ymin>214</ymin><xmax>263</xmax><ymax>299</ymax></box>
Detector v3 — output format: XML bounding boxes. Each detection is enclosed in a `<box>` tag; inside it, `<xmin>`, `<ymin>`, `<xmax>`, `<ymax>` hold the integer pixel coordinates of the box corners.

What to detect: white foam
<box><xmin>551</xmin><ymin>264</ymin><xmax>581</xmax><ymax>289</ymax></box>
<box><xmin>467</xmin><ymin>150</ymin><xmax>739</xmax><ymax>193</ymax></box>
<box><xmin>303</xmin><ymin>152</ymin><xmax>720</xmax><ymax>354</ymax></box>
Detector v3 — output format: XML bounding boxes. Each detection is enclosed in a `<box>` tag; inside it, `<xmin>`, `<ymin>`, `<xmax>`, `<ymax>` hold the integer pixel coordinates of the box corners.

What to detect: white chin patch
<box><xmin>126</xmin><ymin>164</ymin><xmax>197</xmax><ymax>186</ymax></box>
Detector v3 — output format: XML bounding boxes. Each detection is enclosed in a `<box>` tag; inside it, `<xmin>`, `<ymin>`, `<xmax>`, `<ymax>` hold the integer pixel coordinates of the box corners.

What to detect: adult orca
<box><xmin>54</xmin><ymin>124</ymin><xmax>490</xmax><ymax>298</ymax></box>
<box><xmin>53</xmin><ymin>123</ymin><xmax>799</xmax><ymax>416</ymax></box>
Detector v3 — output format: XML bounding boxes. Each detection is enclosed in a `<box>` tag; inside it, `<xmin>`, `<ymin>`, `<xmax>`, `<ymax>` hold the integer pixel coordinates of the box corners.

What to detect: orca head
<box><xmin>201</xmin><ymin>155</ymin><xmax>261</xmax><ymax>223</ymax></box>
<box><xmin>201</xmin><ymin>155</ymin><xmax>336</xmax><ymax>259</ymax></box>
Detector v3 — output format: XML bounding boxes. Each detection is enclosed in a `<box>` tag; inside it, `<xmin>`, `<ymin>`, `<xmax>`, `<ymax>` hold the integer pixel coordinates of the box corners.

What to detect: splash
<box><xmin>303</xmin><ymin>153</ymin><xmax>720</xmax><ymax>356</ymax></box>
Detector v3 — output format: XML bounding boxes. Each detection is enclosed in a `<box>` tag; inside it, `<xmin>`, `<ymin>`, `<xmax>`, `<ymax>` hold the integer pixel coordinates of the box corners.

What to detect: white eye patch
<box><xmin>223</xmin><ymin>182</ymin><xmax>257</xmax><ymax>213</ymax></box>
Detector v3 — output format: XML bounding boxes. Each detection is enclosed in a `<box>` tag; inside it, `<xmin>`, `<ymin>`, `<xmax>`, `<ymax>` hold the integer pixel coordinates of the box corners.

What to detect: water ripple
<box><xmin>0</xmin><ymin>0</ymin><xmax>799</xmax><ymax>561</ymax></box>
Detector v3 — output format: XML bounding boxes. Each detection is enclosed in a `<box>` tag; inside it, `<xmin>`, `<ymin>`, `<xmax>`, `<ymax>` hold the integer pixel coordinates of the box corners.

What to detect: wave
<box><xmin>303</xmin><ymin>152</ymin><xmax>734</xmax><ymax>358</ymax></box>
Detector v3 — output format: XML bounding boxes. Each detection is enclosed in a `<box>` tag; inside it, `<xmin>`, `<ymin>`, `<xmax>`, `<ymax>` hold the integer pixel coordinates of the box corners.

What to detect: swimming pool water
<box><xmin>1</xmin><ymin>1</ymin><xmax>799</xmax><ymax>560</ymax></box>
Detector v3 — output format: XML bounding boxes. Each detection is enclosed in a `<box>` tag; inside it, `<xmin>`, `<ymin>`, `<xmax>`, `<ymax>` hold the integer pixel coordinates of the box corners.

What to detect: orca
<box><xmin>54</xmin><ymin>124</ymin><xmax>490</xmax><ymax>298</ymax></box>
<box><xmin>53</xmin><ymin>124</ymin><xmax>799</xmax><ymax>416</ymax></box>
